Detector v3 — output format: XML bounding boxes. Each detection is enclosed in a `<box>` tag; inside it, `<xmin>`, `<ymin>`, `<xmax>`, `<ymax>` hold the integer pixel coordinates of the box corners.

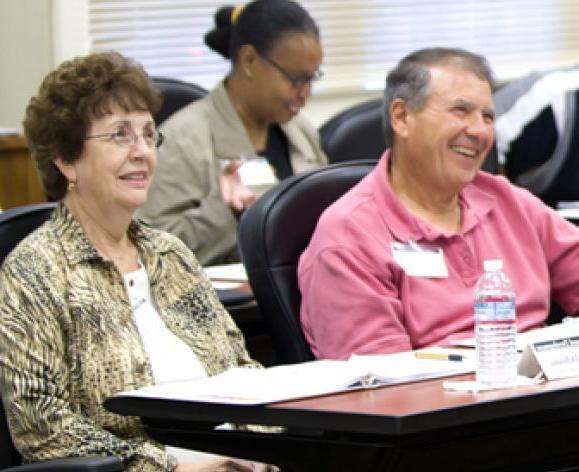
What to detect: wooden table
<box><xmin>105</xmin><ymin>374</ymin><xmax>579</xmax><ymax>471</ymax></box>
<box><xmin>0</xmin><ymin>135</ymin><xmax>45</xmax><ymax>209</ymax></box>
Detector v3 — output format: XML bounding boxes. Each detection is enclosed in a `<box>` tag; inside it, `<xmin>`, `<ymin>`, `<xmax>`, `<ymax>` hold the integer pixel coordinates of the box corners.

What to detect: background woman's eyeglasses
<box><xmin>85</xmin><ymin>125</ymin><xmax>164</xmax><ymax>148</ymax></box>
<box><xmin>258</xmin><ymin>53</ymin><xmax>323</xmax><ymax>89</ymax></box>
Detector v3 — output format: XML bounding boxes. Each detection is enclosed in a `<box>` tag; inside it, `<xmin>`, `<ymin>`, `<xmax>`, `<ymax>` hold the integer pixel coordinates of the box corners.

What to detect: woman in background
<box><xmin>138</xmin><ymin>0</ymin><xmax>327</xmax><ymax>266</ymax></box>
<box><xmin>0</xmin><ymin>51</ymin><xmax>274</xmax><ymax>472</ymax></box>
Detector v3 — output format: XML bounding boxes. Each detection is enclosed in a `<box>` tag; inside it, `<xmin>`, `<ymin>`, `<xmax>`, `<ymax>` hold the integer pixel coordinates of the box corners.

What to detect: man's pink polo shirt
<box><xmin>298</xmin><ymin>152</ymin><xmax>579</xmax><ymax>359</ymax></box>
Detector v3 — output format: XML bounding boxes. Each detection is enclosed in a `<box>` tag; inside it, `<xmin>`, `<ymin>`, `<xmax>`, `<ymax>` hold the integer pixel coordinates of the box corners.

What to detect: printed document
<box><xmin>116</xmin><ymin>350</ymin><xmax>474</xmax><ymax>405</ymax></box>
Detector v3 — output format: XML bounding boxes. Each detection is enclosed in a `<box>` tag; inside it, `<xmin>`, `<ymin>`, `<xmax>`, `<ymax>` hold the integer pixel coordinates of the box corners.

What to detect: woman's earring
<box><xmin>67</xmin><ymin>181</ymin><xmax>77</xmax><ymax>191</ymax></box>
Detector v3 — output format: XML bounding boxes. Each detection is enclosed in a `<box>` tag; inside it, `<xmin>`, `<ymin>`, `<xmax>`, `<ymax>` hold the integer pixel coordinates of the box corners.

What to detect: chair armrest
<box><xmin>2</xmin><ymin>456</ymin><xmax>123</xmax><ymax>472</ymax></box>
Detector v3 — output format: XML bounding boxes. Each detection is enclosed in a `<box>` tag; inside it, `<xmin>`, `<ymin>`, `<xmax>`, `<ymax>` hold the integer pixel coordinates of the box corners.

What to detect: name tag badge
<box><xmin>391</xmin><ymin>241</ymin><xmax>448</xmax><ymax>278</ymax></box>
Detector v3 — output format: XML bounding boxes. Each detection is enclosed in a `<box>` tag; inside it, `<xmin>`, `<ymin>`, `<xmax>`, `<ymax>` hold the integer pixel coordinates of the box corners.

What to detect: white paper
<box><xmin>203</xmin><ymin>263</ymin><xmax>247</xmax><ymax>282</ymax></box>
<box><xmin>116</xmin><ymin>350</ymin><xmax>475</xmax><ymax>405</ymax></box>
<box><xmin>238</xmin><ymin>158</ymin><xmax>278</xmax><ymax>192</ymax></box>
<box><xmin>557</xmin><ymin>208</ymin><xmax>579</xmax><ymax>220</ymax></box>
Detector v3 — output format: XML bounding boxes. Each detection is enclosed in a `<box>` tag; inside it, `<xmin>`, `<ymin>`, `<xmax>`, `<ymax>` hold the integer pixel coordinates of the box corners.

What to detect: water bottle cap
<box><xmin>483</xmin><ymin>259</ymin><xmax>503</xmax><ymax>271</ymax></box>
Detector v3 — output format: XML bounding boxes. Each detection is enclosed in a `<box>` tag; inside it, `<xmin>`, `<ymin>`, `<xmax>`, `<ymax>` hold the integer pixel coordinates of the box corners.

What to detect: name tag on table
<box><xmin>519</xmin><ymin>323</ymin><xmax>579</xmax><ymax>380</ymax></box>
<box><xmin>391</xmin><ymin>241</ymin><xmax>448</xmax><ymax>278</ymax></box>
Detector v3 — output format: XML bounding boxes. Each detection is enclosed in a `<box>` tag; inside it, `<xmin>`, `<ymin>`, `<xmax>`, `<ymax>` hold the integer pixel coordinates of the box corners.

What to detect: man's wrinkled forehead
<box><xmin>425</xmin><ymin>65</ymin><xmax>494</xmax><ymax>107</ymax></box>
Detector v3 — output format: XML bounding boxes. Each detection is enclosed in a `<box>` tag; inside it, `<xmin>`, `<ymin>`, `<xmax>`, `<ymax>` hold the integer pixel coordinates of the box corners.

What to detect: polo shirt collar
<box><xmin>372</xmin><ymin>150</ymin><xmax>496</xmax><ymax>243</ymax></box>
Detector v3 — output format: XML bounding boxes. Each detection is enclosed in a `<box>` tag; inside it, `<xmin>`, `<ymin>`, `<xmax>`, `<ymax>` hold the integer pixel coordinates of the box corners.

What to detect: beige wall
<box><xmin>0</xmin><ymin>0</ymin><xmax>53</xmax><ymax>129</ymax></box>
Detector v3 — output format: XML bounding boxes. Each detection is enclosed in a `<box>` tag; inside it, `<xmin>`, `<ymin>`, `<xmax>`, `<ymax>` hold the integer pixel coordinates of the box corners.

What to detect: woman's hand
<box><xmin>219</xmin><ymin>160</ymin><xmax>258</xmax><ymax>212</ymax></box>
<box><xmin>175</xmin><ymin>457</ymin><xmax>279</xmax><ymax>471</ymax></box>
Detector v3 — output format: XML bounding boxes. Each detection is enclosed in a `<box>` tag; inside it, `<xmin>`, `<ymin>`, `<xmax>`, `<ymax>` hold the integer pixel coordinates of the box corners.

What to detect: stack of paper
<box><xmin>203</xmin><ymin>263</ymin><xmax>248</xmax><ymax>290</ymax></box>
<box><xmin>116</xmin><ymin>350</ymin><xmax>475</xmax><ymax>405</ymax></box>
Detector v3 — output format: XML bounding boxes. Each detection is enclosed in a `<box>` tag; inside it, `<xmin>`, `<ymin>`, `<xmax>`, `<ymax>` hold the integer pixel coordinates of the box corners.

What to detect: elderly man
<box><xmin>298</xmin><ymin>47</ymin><xmax>579</xmax><ymax>360</ymax></box>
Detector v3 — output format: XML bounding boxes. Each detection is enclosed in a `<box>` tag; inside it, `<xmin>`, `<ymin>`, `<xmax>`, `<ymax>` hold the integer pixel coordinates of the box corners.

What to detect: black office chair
<box><xmin>319</xmin><ymin>98</ymin><xmax>386</xmax><ymax>163</ymax></box>
<box><xmin>0</xmin><ymin>203</ymin><xmax>123</xmax><ymax>472</ymax></box>
<box><xmin>152</xmin><ymin>77</ymin><xmax>208</xmax><ymax>126</ymax></box>
<box><xmin>0</xmin><ymin>203</ymin><xmax>56</xmax><ymax>264</ymax></box>
<box><xmin>238</xmin><ymin>161</ymin><xmax>377</xmax><ymax>364</ymax></box>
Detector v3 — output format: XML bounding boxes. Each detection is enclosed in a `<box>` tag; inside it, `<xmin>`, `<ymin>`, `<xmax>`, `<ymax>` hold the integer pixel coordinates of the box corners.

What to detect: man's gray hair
<box><xmin>382</xmin><ymin>47</ymin><xmax>495</xmax><ymax>147</ymax></box>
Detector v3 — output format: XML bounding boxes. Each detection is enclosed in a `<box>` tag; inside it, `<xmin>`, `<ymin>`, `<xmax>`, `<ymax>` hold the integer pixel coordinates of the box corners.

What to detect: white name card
<box><xmin>519</xmin><ymin>334</ymin><xmax>579</xmax><ymax>380</ymax></box>
<box><xmin>391</xmin><ymin>241</ymin><xmax>448</xmax><ymax>278</ymax></box>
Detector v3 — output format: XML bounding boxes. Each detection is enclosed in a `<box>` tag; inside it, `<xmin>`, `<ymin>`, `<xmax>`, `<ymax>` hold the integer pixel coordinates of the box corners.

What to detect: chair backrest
<box><xmin>0</xmin><ymin>400</ymin><xmax>18</xmax><ymax>469</ymax></box>
<box><xmin>152</xmin><ymin>77</ymin><xmax>208</xmax><ymax>126</ymax></box>
<box><xmin>238</xmin><ymin>161</ymin><xmax>377</xmax><ymax>364</ymax></box>
<box><xmin>319</xmin><ymin>98</ymin><xmax>386</xmax><ymax>164</ymax></box>
<box><xmin>0</xmin><ymin>203</ymin><xmax>56</xmax><ymax>265</ymax></box>
<box><xmin>0</xmin><ymin>202</ymin><xmax>55</xmax><ymax>468</ymax></box>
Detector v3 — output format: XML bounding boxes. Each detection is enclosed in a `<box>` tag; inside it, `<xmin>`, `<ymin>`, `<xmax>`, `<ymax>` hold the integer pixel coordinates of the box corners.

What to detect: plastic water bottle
<box><xmin>474</xmin><ymin>259</ymin><xmax>517</xmax><ymax>387</ymax></box>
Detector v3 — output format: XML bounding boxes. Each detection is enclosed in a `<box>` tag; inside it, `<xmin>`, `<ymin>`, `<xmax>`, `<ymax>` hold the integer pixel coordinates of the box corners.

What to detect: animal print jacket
<box><xmin>0</xmin><ymin>204</ymin><xmax>258</xmax><ymax>471</ymax></box>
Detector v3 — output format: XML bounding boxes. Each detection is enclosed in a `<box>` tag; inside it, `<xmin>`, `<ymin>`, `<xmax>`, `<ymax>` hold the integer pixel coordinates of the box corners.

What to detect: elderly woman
<box><xmin>138</xmin><ymin>0</ymin><xmax>327</xmax><ymax>267</ymax></box>
<box><xmin>0</xmin><ymin>52</ymin><xmax>270</xmax><ymax>472</ymax></box>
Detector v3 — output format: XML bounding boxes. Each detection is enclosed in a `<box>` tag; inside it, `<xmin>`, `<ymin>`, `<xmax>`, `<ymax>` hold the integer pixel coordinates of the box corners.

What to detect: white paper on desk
<box><xmin>118</xmin><ymin>361</ymin><xmax>354</xmax><ymax>405</ymax></box>
<box><xmin>116</xmin><ymin>350</ymin><xmax>474</xmax><ymax>405</ymax></box>
<box><xmin>556</xmin><ymin>208</ymin><xmax>579</xmax><ymax>220</ymax></box>
<box><xmin>203</xmin><ymin>263</ymin><xmax>247</xmax><ymax>282</ymax></box>
<box><xmin>348</xmin><ymin>349</ymin><xmax>475</xmax><ymax>384</ymax></box>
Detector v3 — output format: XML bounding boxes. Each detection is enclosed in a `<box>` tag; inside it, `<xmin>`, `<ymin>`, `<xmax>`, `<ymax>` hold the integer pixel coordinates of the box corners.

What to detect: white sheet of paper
<box><xmin>238</xmin><ymin>158</ymin><xmax>277</xmax><ymax>189</ymax></box>
<box><xmin>203</xmin><ymin>263</ymin><xmax>247</xmax><ymax>282</ymax></box>
<box><xmin>117</xmin><ymin>350</ymin><xmax>474</xmax><ymax>405</ymax></box>
<box><xmin>391</xmin><ymin>242</ymin><xmax>448</xmax><ymax>278</ymax></box>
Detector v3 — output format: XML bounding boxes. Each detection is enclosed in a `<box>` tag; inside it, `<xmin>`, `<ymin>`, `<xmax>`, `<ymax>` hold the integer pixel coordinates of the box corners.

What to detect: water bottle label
<box><xmin>474</xmin><ymin>301</ymin><xmax>515</xmax><ymax>321</ymax></box>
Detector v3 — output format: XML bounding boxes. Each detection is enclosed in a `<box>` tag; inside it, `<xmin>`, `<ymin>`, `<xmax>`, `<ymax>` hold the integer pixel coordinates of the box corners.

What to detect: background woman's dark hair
<box><xmin>23</xmin><ymin>51</ymin><xmax>161</xmax><ymax>201</ymax></box>
<box><xmin>204</xmin><ymin>0</ymin><xmax>319</xmax><ymax>63</ymax></box>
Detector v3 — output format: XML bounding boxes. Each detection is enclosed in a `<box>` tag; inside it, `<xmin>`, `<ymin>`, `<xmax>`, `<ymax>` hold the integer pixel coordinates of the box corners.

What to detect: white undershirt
<box><xmin>123</xmin><ymin>265</ymin><xmax>207</xmax><ymax>385</ymax></box>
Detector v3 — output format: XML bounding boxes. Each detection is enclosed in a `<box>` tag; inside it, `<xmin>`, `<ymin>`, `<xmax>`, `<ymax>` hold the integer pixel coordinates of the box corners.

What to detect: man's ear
<box><xmin>390</xmin><ymin>98</ymin><xmax>411</xmax><ymax>139</ymax></box>
<box><xmin>237</xmin><ymin>44</ymin><xmax>259</xmax><ymax>79</ymax></box>
<box><xmin>53</xmin><ymin>156</ymin><xmax>76</xmax><ymax>183</ymax></box>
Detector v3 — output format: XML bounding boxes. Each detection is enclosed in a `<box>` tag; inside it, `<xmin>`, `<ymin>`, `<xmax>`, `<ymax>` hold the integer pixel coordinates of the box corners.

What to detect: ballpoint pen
<box><xmin>414</xmin><ymin>351</ymin><xmax>464</xmax><ymax>362</ymax></box>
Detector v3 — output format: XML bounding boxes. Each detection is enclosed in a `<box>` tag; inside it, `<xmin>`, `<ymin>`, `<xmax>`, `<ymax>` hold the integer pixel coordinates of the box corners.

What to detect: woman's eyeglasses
<box><xmin>259</xmin><ymin>53</ymin><xmax>323</xmax><ymax>89</ymax></box>
<box><xmin>86</xmin><ymin>124</ymin><xmax>164</xmax><ymax>148</ymax></box>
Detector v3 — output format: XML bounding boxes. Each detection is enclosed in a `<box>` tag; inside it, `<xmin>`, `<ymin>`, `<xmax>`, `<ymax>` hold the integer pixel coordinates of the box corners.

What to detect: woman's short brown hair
<box><xmin>23</xmin><ymin>51</ymin><xmax>161</xmax><ymax>201</ymax></box>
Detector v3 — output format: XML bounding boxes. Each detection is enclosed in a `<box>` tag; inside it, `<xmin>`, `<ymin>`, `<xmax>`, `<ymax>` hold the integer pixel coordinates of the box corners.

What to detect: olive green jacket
<box><xmin>0</xmin><ymin>204</ymin><xmax>258</xmax><ymax>471</ymax></box>
<box><xmin>138</xmin><ymin>80</ymin><xmax>327</xmax><ymax>266</ymax></box>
